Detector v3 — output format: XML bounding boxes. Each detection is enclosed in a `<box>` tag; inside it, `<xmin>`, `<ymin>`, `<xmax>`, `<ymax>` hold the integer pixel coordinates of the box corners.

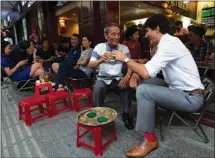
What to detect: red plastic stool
<box><xmin>35</xmin><ymin>83</ymin><xmax>72</xmax><ymax>116</ymax></box>
<box><xmin>73</xmin><ymin>88</ymin><xmax>93</xmax><ymax>112</ymax></box>
<box><xmin>18</xmin><ymin>95</ymin><xmax>51</xmax><ymax>126</ymax></box>
<box><xmin>35</xmin><ymin>82</ymin><xmax>53</xmax><ymax>96</ymax></box>
<box><xmin>47</xmin><ymin>90</ymin><xmax>73</xmax><ymax>116</ymax></box>
<box><xmin>76</xmin><ymin>122</ymin><xmax>117</xmax><ymax>156</ymax></box>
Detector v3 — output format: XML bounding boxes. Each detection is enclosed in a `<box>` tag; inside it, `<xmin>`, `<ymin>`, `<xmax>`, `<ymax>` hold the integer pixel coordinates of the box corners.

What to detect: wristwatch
<box><xmin>124</xmin><ymin>57</ymin><xmax>130</xmax><ymax>63</ymax></box>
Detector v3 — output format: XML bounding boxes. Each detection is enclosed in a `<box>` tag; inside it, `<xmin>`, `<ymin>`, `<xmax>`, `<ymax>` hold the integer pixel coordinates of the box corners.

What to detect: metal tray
<box><xmin>78</xmin><ymin>107</ymin><xmax>117</xmax><ymax>126</ymax></box>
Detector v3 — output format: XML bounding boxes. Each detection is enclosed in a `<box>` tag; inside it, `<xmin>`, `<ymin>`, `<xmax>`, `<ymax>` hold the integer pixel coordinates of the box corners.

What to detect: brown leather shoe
<box><xmin>125</xmin><ymin>139</ymin><xmax>158</xmax><ymax>157</ymax></box>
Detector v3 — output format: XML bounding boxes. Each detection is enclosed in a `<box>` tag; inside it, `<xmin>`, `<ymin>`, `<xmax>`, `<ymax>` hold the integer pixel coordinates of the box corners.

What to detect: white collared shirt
<box><xmin>145</xmin><ymin>34</ymin><xmax>204</xmax><ymax>90</ymax></box>
<box><xmin>90</xmin><ymin>42</ymin><xmax>130</xmax><ymax>84</ymax></box>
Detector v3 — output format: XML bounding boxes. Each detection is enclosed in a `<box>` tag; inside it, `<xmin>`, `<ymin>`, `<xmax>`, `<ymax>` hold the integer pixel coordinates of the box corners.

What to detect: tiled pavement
<box><xmin>1</xmin><ymin>85</ymin><xmax>214</xmax><ymax>158</ymax></box>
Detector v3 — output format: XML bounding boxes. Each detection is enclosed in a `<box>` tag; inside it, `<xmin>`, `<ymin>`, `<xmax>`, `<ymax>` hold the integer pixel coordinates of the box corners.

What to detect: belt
<box><xmin>184</xmin><ymin>89</ymin><xmax>204</xmax><ymax>95</ymax></box>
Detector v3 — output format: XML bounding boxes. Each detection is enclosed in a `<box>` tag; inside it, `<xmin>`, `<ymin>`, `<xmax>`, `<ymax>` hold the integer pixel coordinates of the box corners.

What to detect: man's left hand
<box><xmin>112</xmin><ymin>51</ymin><xmax>127</xmax><ymax>62</ymax></box>
<box><xmin>118</xmin><ymin>76</ymin><xmax>129</xmax><ymax>88</ymax></box>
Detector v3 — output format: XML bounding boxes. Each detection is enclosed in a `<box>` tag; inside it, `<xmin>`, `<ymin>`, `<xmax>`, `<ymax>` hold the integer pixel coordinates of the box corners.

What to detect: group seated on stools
<box><xmin>53</xmin><ymin>34</ymin><xmax>93</xmax><ymax>91</ymax></box>
<box><xmin>1</xmin><ymin>41</ymin><xmax>45</xmax><ymax>82</ymax></box>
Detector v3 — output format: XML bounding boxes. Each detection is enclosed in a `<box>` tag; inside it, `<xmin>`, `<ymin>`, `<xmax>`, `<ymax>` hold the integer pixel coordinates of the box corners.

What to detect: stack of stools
<box><xmin>73</xmin><ymin>88</ymin><xmax>93</xmax><ymax>112</ymax></box>
<box><xmin>35</xmin><ymin>83</ymin><xmax>73</xmax><ymax>116</ymax></box>
<box><xmin>18</xmin><ymin>94</ymin><xmax>51</xmax><ymax>126</ymax></box>
<box><xmin>18</xmin><ymin>82</ymin><xmax>73</xmax><ymax>126</ymax></box>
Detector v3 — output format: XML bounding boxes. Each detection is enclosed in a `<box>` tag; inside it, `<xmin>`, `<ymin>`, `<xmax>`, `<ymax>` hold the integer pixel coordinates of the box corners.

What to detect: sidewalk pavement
<box><xmin>1</xmin><ymin>85</ymin><xmax>214</xmax><ymax>158</ymax></box>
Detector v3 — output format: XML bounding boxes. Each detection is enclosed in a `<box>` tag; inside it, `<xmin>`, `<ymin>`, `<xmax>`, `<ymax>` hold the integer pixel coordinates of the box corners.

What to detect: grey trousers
<box><xmin>136</xmin><ymin>78</ymin><xmax>204</xmax><ymax>133</ymax></box>
<box><xmin>93</xmin><ymin>79</ymin><xmax>131</xmax><ymax>113</ymax></box>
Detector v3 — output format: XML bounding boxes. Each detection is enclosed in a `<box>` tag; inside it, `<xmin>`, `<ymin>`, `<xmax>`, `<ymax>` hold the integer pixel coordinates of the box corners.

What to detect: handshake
<box><xmin>98</xmin><ymin>50</ymin><xmax>128</xmax><ymax>64</ymax></box>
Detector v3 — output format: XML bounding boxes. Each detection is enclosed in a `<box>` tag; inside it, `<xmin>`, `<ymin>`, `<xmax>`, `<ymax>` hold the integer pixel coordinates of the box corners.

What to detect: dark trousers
<box><xmin>93</xmin><ymin>79</ymin><xmax>131</xmax><ymax>113</ymax></box>
<box><xmin>56</xmin><ymin>60</ymin><xmax>87</xmax><ymax>85</ymax></box>
<box><xmin>43</xmin><ymin>62</ymin><xmax>52</xmax><ymax>72</ymax></box>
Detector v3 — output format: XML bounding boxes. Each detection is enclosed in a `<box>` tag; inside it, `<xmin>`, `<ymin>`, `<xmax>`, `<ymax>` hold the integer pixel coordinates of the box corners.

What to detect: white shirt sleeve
<box><xmin>90</xmin><ymin>45</ymin><xmax>101</xmax><ymax>61</ymax></box>
<box><xmin>145</xmin><ymin>45</ymin><xmax>180</xmax><ymax>78</ymax></box>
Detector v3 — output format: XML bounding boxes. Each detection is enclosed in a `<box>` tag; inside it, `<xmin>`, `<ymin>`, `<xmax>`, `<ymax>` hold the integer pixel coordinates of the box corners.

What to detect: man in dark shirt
<box><xmin>36</xmin><ymin>39</ymin><xmax>56</xmax><ymax>71</ymax></box>
<box><xmin>36</xmin><ymin>39</ymin><xmax>56</xmax><ymax>61</ymax></box>
<box><xmin>56</xmin><ymin>34</ymin><xmax>81</xmax><ymax>90</ymax></box>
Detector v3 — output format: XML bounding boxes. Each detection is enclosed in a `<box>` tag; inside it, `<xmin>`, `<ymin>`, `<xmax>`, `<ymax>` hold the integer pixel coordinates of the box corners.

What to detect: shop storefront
<box><xmin>54</xmin><ymin>1</ymin><xmax>199</xmax><ymax>45</ymax></box>
<box><xmin>55</xmin><ymin>1</ymin><xmax>120</xmax><ymax>44</ymax></box>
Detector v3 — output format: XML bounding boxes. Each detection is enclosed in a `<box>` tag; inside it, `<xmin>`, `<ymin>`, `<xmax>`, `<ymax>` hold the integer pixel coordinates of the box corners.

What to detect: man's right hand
<box><xmin>100</xmin><ymin>52</ymin><xmax>112</xmax><ymax>63</ymax></box>
<box><xmin>129</xmin><ymin>73</ymin><xmax>140</xmax><ymax>88</ymax></box>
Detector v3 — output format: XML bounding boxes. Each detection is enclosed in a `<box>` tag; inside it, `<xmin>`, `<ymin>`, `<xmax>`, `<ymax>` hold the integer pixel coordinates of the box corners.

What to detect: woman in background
<box><xmin>123</xmin><ymin>26</ymin><xmax>142</xmax><ymax>61</ymax></box>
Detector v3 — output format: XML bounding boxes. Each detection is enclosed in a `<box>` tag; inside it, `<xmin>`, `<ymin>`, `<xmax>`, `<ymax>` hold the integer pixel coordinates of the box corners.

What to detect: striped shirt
<box><xmin>90</xmin><ymin>42</ymin><xmax>130</xmax><ymax>84</ymax></box>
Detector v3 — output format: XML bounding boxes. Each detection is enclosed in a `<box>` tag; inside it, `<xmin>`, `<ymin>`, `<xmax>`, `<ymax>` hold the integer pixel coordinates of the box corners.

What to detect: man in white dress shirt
<box><xmin>88</xmin><ymin>23</ymin><xmax>134</xmax><ymax>130</ymax></box>
<box><xmin>113</xmin><ymin>14</ymin><xmax>204</xmax><ymax>157</ymax></box>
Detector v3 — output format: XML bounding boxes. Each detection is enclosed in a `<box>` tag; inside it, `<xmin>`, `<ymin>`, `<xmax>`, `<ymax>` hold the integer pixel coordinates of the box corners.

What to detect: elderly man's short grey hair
<box><xmin>104</xmin><ymin>23</ymin><xmax>120</xmax><ymax>33</ymax></box>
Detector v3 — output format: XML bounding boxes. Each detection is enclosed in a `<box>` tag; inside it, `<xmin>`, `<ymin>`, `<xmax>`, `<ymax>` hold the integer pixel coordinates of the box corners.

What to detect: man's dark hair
<box><xmin>125</xmin><ymin>26</ymin><xmax>139</xmax><ymax>41</ymax></box>
<box><xmin>174</xmin><ymin>20</ymin><xmax>183</xmax><ymax>26</ymax></box>
<box><xmin>188</xmin><ymin>25</ymin><xmax>206</xmax><ymax>38</ymax></box>
<box><xmin>71</xmin><ymin>33</ymin><xmax>80</xmax><ymax>40</ymax></box>
<box><xmin>19</xmin><ymin>40</ymin><xmax>31</xmax><ymax>50</ymax></box>
<box><xmin>104</xmin><ymin>23</ymin><xmax>120</xmax><ymax>33</ymax></box>
<box><xmin>144</xmin><ymin>14</ymin><xmax>170</xmax><ymax>34</ymax></box>
<box><xmin>41</xmin><ymin>38</ymin><xmax>48</xmax><ymax>44</ymax></box>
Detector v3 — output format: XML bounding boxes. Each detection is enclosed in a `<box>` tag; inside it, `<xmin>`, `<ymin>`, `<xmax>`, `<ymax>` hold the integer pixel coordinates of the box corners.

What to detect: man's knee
<box><xmin>52</xmin><ymin>63</ymin><xmax>58</xmax><ymax>69</ymax></box>
<box><xmin>33</xmin><ymin>62</ymin><xmax>42</xmax><ymax>68</ymax></box>
<box><xmin>52</xmin><ymin>63</ymin><xmax>56</xmax><ymax>69</ymax></box>
<box><xmin>93</xmin><ymin>81</ymin><xmax>105</xmax><ymax>93</ymax></box>
<box><xmin>38</xmin><ymin>68</ymin><xmax>45</xmax><ymax>75</ymax></box>
<box><xmin>136</xmin><ymin>84</ymin><xmax>151</xmax><ymax>99</ymax></box>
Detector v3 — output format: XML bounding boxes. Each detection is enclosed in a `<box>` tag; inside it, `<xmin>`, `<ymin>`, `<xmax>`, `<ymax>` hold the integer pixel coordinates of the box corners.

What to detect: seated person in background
<box><xmin>173</xmin><ymin>20</ymin><xmax>188</xmax><ymax>36</ymax></box>
<box><xmin>60</xmin><ymin>37</ymin><xmax>70</xmax><ymax>53</ymax></box>
<box><xmin>88</xmin><ymin>23</ymin><xmax>134</xmax><ymax>130</ymax></box>
<box><xmin>10</xmin><ymin>44</ymin><xmax>26</xmax><ymax>64</ymax></box>
<box><xmin>53</xmin><ymin>42</ymin><xmax>59</xmax><ymax>55</ymax></box>
<box><xmin>36</xmin><ymin>38</ymin><xmax>56</xmax><ymax>71</ymax></box>
<box><xmin>2</xmin><ymin>30</ymin><xmax>13</xmax><ymax>46</ymax></box>
<box><xmin>29</xmin><ymin>29</ymin><xmax>39</xmax><ymax>44</ymax></box>
<box><xmin>30</xmin><ymin>40</ymin><xmax>37</xmax><ymax>61</ymax></box>
<box><xmin>19</xmin><ymin>40</ymin><xmax>35</xmax><ymax>64</ymax></box>
<box><xmin>55</xmin><ymin>34</ymin><xmax>81</xmax><ymax>88</ymax></box>
<box><xmin>113</xmin><ymin>14</ymin><xmax>204</xmax><ymax>157</ymax></box>
<box><xmin>56</xmin><ymin>35</ymin><xmax>93</xmax><ymax>91</ymax></box>
<box><xmin>123</xmin><ymin>26</ymin><xmax>149</xmax><ymax>87</ymax></box>
<box><xmin>10</xmin><ymin>40</ymin><xmax>37</xmax><ymax>65</ymax></box>
<box><xmin>139</xmin><ymin>30</ymin><xmax>151</xmax><ymax>60</ymax></box>
<box><xmin>52</xmin><ymin>44</ymin><xmax>67</xmax><ymax>74</ymax></box>
<box><xmin>123</xmin><ymin>26</ymin><xmax>142</xmax><ymax>61</ymax></box>
<box><xmin>186</xmin><ymin>25</ymin><xmax>214</xmax><ymax>63</ymax></box>
<box><xmin>1</xmin><ymin>41</ymin><xmax>44</xmax><ymax>81</ymax></box>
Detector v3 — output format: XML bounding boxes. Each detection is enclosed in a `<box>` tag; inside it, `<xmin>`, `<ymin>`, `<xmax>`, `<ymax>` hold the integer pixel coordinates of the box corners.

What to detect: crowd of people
<box><xmin>1</xmin><ymin>13</ymin><xmax>215</xmax><ymax>157</ymax></box>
